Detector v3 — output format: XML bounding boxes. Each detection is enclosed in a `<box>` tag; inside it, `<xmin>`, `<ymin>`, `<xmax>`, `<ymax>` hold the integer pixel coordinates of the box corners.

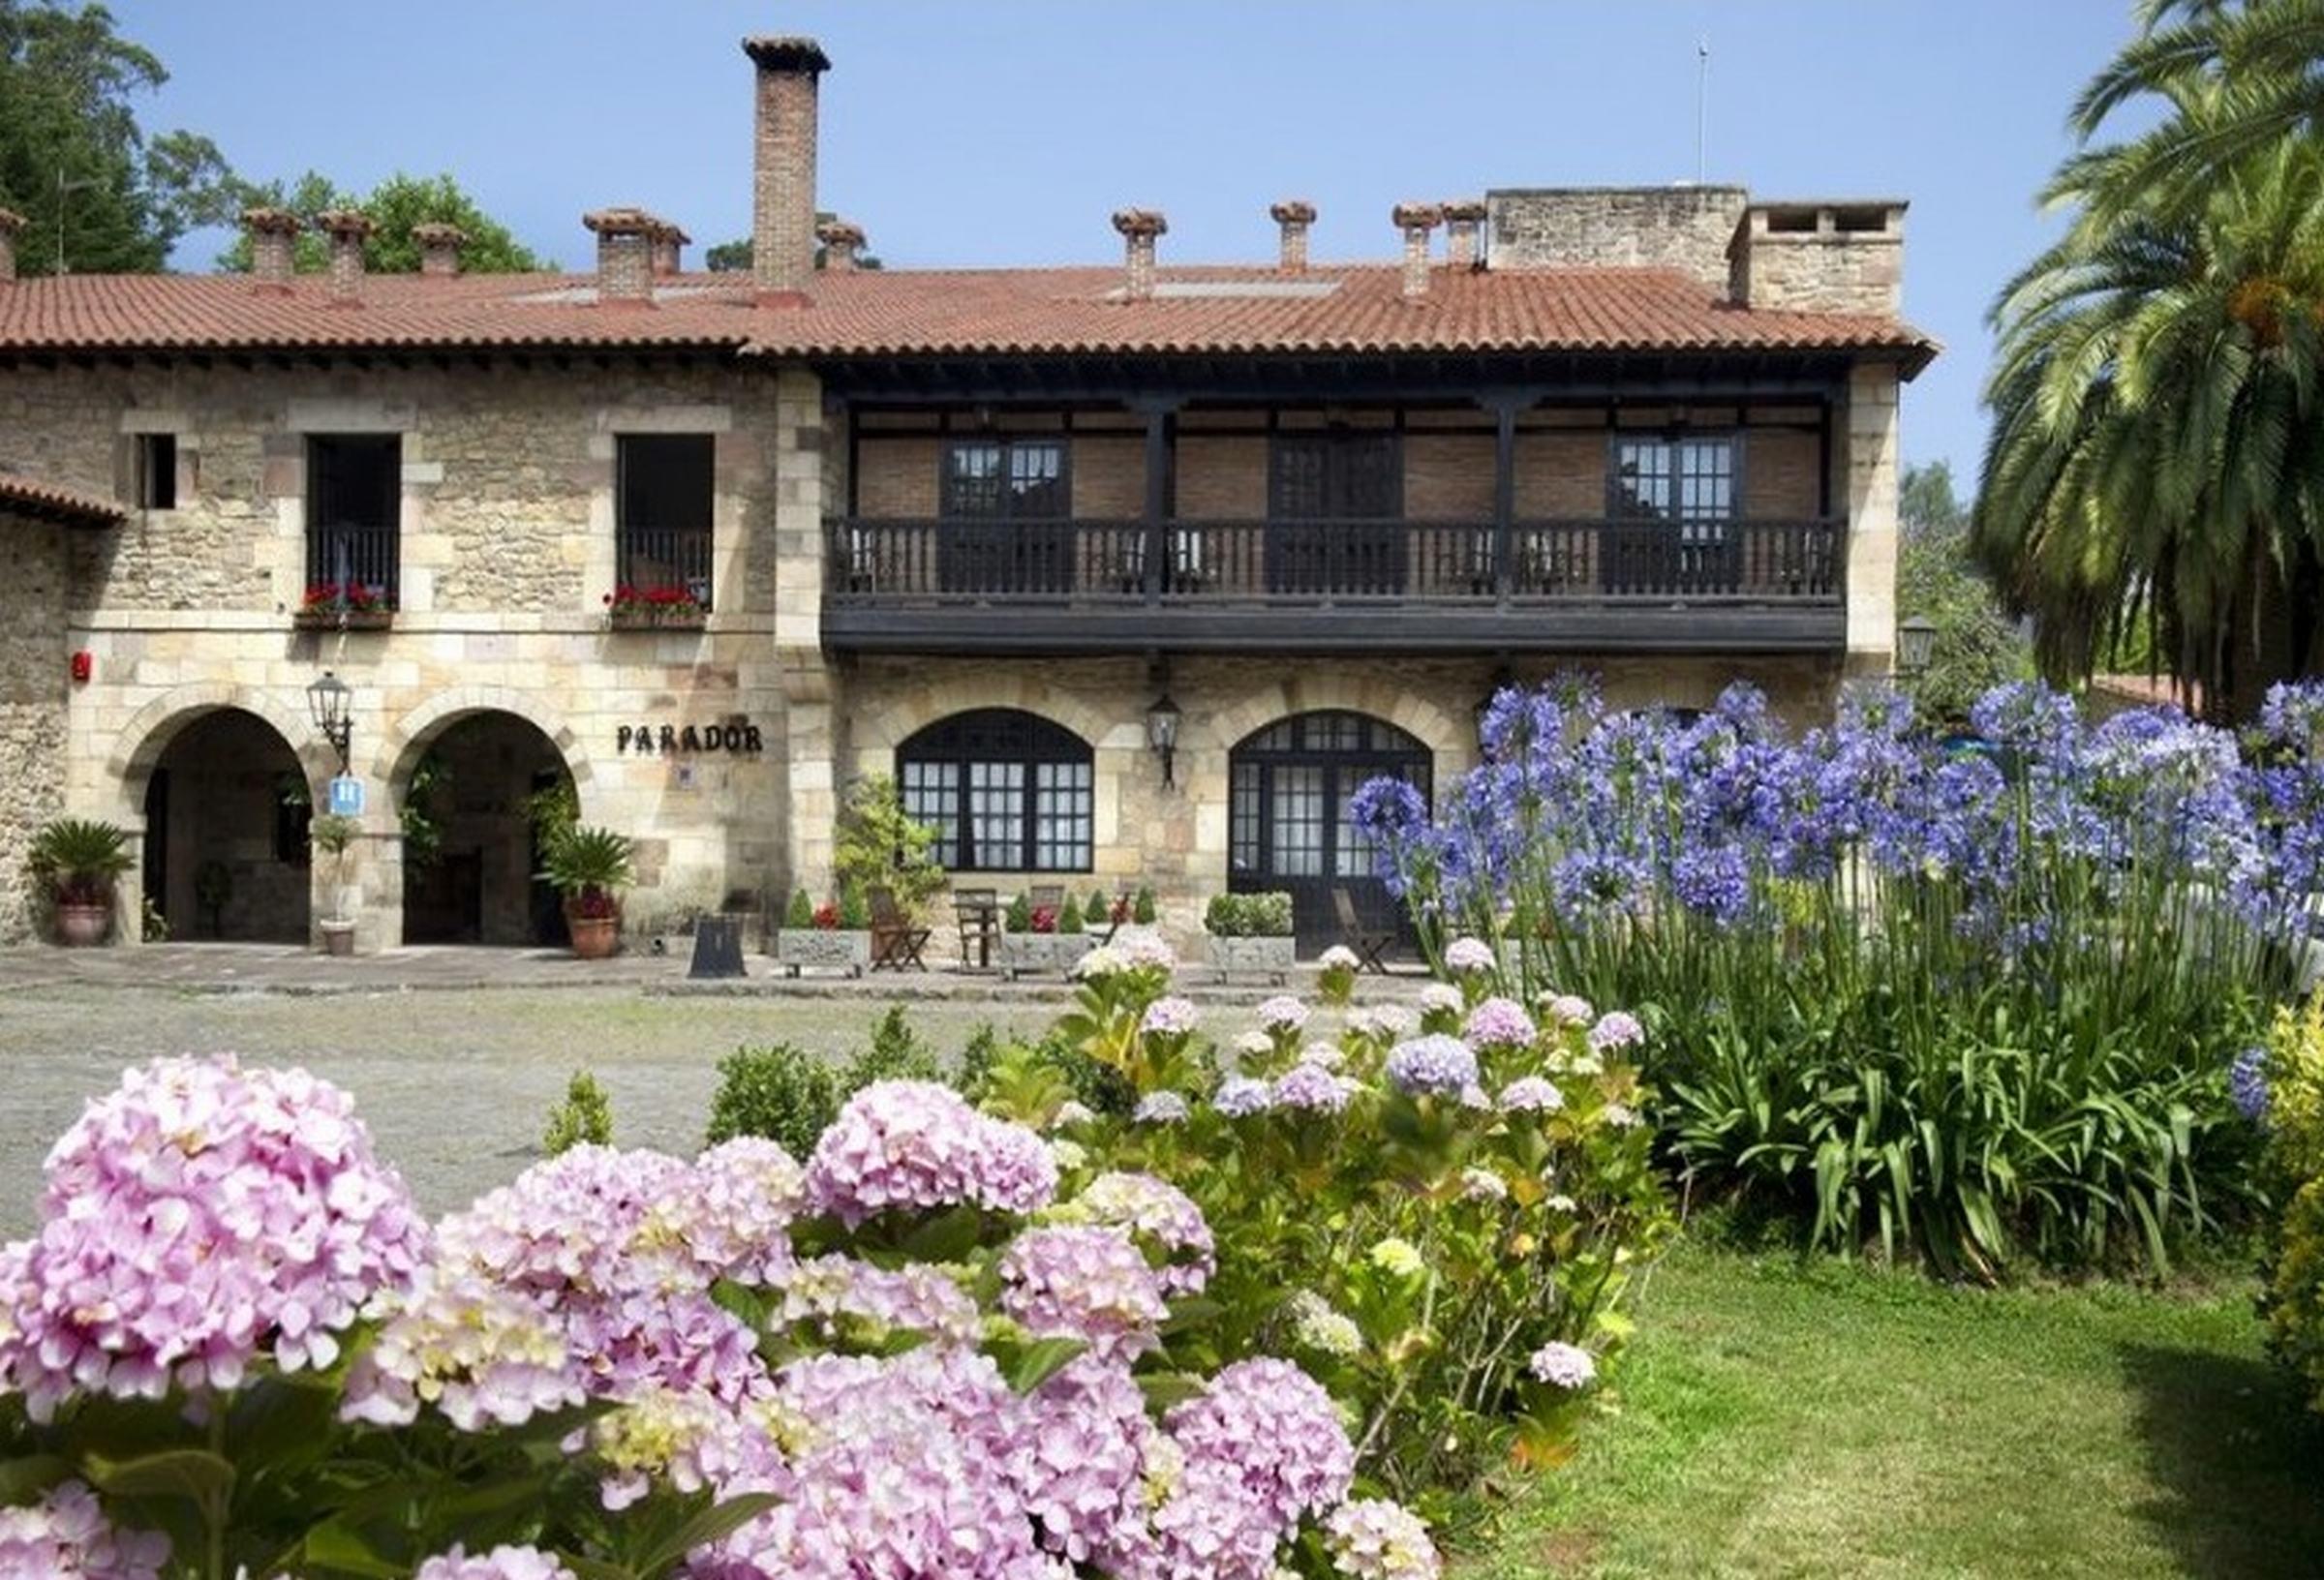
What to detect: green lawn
<box><xmin>1465</xmin><ymin>1243</ymin><xmax>2324</xmax><ymax>1579</ymax></box>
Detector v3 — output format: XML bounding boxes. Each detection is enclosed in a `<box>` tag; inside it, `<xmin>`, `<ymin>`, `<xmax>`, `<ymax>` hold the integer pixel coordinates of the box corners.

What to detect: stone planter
<box><xmin>54</xmin><ymin>902</ymin><xmax>109</xmax><ymax>947</ymax></box>
<box><xmin>292</xmin><ymin>607</ymin><xmax>393</xmax><ymax>631</ymax></box>
<box><xmin>997</xmin><ymin>931</ymin><xmax>1094</xmax><ymax>981</ymax></box>
<box><xmin>606</xmin><ymin>607</ymin><xmax>708</xmax><ymax>632</ymax></box>
<box><xmin>569</xmin><ymin>914</ymin><xmax>621</xmax><ymax>960</ymax></box>
<box><xmin>1208</xmin><ymin>934</ymin><xmax>1296</xmax><ymax>984</ymax></box>
<box><xmin>319</xmin><ymin>919</ymin><xmax>357</xmax><ymax>957</ymax></box>
<box><xmin>778</xmin><ymin>927</ymin><xmax>871</xmax><ymax>977</ymax></box>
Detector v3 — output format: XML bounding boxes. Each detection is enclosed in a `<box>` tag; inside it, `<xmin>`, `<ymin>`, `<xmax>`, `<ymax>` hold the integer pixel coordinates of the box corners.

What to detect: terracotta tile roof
<box><xmin>0</xmin><ymin>263</ymin><xmax>1937</xmax><ymax>372</ymax></box>
<box><xmin>0</xmin><ymin>472</ymin><xmax>127</xmax><ymax>528</ymax></box>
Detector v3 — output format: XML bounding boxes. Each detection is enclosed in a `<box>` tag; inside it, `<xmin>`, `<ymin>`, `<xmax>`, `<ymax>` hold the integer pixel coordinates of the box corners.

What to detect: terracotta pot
<box><xmin>569</xmin><ymin>914</ymin><xmax>621</xmax><ymax>960</ymax></box>
<box><xmin>54</xmin><ymin>902</ymin><xmax>109</xmax><ymax>947</ymax></box>
<box><xmin>320</xmin><ymin>921</ymin><xmax>357</xmax><ymax>957</ymax></box>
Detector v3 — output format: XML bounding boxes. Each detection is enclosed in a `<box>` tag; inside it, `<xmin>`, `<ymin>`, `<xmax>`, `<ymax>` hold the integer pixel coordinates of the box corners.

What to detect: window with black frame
<box><xmin>897</xmin><ymin>710</ymin><xmax>1093</xmax><ymax>872</ymax></box>
<box><xmin>939</xmin><ymin>438</ymin><xmax>1070</xmax><ymax>594</ymax></box>
<box><xmin>1608</xmin><ymin>434</ymin><xmax>1739</xmax><ymax>595</ymax></box>
<box><xmin>306</xmin><ymin>435</ymin><xmax>402</xmax><ymax>609</ymax></box>
<box><xmin>616</xmin><ymin>435</ymin><xmax>716</xmax><ymax>612</ymax></box>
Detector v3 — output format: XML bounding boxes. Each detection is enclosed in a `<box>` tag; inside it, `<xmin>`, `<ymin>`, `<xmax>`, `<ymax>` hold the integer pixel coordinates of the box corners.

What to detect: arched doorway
<box><xmin>139</xmin><ymin>709</ymin><xmax>313</xmax><ymax>942</ymax></box>
<box><xmin>1228</xmin><ymin>711</ymin><xmax>1431</xmax><ymax>955</ymax></box>
<box><xmin>398</xmin><ymin>712</ymin><xmax>572</xmax><ymax>946</ymax></box>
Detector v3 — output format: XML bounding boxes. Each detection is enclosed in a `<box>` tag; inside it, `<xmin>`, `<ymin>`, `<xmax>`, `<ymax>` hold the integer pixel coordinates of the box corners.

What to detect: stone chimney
<box><xmin>1392</xmin><ymin>202</ymin><xmax>1442</xmax><ymax>299</ymax></box>
<box><xmin>1727</xmin><ymin>200</ymin><xmax>1907</xmax><ymax>315</ymax></box>
<box><xmin>649</xmin><ymin>220</ymin><xmax>690</xmax><ymax>276</ymax></box>
<box><xmin>815</xmin><ymin>217</ymin><xmax>865</xmax><ymax>272</ymax></box>
<box><xmin>584</xmin><ymin>208</ymin><xmax>657</xmax><ymax>304</ymax></box>
<box><xmin>412</xmin><ymin>222</ymin><xmax>467</xmax><ymax>278</ymax></box>
<box><xmin>243</xmin><ymin>207</ymin><xmax>302</xmax><ymax>290</ymax></box>
<box><xmin>743</xmin><ymin>35</ymin><xmax>830</xmax><ymax>305</ymax></box>
<box><xmin>1486</xmin><ymin>186</ymin><xmax>1748</xmax><ymax>290</ymax></box>
<box><xmin>317</xmin><ymin>209</ymin><xmax>374</xmax><ymax>304</ymax></box>
<box><xmin>1269</xmin><ymin>199</ymin><xmax>1315</xmax><ymax>273</ymax></box>
<box><xmin>1442</xmin><ymin>199</ymin><xmax>1485</xmax><ymax>269</ymax></box>
<box><xmin>1113</xmin><ymin>208</ymin><xmax>1166</xmax><ymax>301</ymax></box>
<box><xmin>0</xmin><ymin>207</ymin><xmax>22</xmax><ymax>284</ymax></box>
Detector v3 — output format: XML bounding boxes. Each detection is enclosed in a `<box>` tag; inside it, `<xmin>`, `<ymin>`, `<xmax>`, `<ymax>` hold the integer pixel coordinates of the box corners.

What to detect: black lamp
<box><xmin>1146</xmin><ymin>692</ymin><xmax>1182</xmax><ymax>788</ymax></box>
<box><xmin>1896</xmin><ymin>615</ymin><xmax>1939</xmax><ymax>678</ymax></box>
<box><xmin>307</xmin><ymin>670</ymin><xmax>353</xmax><ymax>774</ymax></box>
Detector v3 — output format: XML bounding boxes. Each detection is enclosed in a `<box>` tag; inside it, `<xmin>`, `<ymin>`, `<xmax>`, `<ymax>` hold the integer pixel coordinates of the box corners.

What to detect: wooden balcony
<box><xmin>822</xmin><ymin>516</ymin><xmax>1849</xmax><ymax>654</ymax></box>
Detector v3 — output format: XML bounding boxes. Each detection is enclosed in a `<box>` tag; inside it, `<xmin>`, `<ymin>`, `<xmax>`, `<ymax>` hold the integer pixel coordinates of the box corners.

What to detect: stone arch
<box><xmin>373</xmin><ymin>686</ymin><xmax>596</xmax><ymax>829</ymax></box>
<box><xmin>107</xmin><ymin>685</ymin><xmax>328</xmax><ymax>825</ymax></box>
<box><xmin>849</xmin><ymin>673</ymin><xmax>1122</xmax><ymax>773</ymax></box>
<box><xmin>1205</xmin><ymin>675</ymin><xmax>1466</xmax><ymax>767</ymax></box>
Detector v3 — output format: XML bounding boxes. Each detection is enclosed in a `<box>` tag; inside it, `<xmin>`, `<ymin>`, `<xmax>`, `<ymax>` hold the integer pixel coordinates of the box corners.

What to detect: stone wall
<box><xmin>0</xmin><ymin>514</ymin><xmax>71</xmax><ymax>943</ymax></box>
<box><xmin>1728</xmin><ymin>204</ymin><xmax>1906</xmax><ymax>317</ymax></box>
<box><xmin>1486</xmin><ymin>187</ymin><xmax>1751</xmax><ymax>292</ymax></box>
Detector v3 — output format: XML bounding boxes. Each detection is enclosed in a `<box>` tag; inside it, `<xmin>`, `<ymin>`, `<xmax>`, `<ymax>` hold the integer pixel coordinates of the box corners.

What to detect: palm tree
<box><xmin>1974</xmin><ymin>28</ymin><xmax>2324</xmax><ymax>720</ymax></box>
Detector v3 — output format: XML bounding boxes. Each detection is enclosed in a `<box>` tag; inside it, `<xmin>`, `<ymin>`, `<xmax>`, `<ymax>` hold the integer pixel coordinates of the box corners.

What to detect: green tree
<box><xmin>217</xmin><ymin>169</ymin><xmax>541</xmax><ymax>273</ymax></box>
<box><xmin>0</xmin><ymin>1</ymin><xmax>242</xmax><ymax>274</ymax></box>
<box><xmin>1973</xmin><ymin>12</ymin><xmax>2324</xmax><ymax>721</ymax></box>
<box><xmin>702</xmin><ymin>213</ymin><xmax>882</xmax><ymax>273</ymax></box>
<box><xmin>1896</xmin><ymin>461</ymin><xmax>2031</xmax><ymax>725</ymax></box>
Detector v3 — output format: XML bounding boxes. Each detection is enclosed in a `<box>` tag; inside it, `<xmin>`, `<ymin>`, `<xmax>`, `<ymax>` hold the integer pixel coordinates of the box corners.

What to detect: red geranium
<box><xmin>605</xmin><ymin>583</ymin><xmax>709</xmax><ymax>619</ymax></box>
<box><xmin>300</xmin><ymin>581</ymin><xmax>390</xmax><ymax>612</ymax></box>
<box><xmin>1030</xmin><ymin>906</ymin><xmax>1058</xmax><ymax>934</ymax></box>
<box><xmin>812</xmin><ymin>901</ymin><xmax>841</xmax><ymax>930</ymax></box>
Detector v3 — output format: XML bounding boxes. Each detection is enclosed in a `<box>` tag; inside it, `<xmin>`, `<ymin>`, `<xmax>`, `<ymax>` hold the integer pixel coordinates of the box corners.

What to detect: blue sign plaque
<box><xmin>326</xmin><ymin>775</ymin><xmax>365</xmax><ymax>818</ymax></box>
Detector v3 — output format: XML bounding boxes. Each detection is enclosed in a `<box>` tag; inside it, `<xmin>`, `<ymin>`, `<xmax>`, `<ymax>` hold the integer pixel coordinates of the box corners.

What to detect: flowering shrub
<box><xmin>970</xmin><ymin>929</ymin><xmax>1673</xmax><ymax>1537</ymax></box>
<box><xmin>0</xmin><ymin>1055</ymin><xmax>1442</xmax><ymax>1579</ymax></box>
<box><xmin>1353</xmin><ymin>674</ymin><xmax>2324</xmax><ymax>1277</ymax></box>
<box><xmin>603</xmin><ymin>583</ymin><xmax>708</xmax><ymax>621</ymax></box>
<box><xmin>2257</xmin><ymin>994</ymin><xmax>2324</xmax><ymax>1421</ymax></box>
<box><xmin>300</xmin><ymin>580</ymin><xmax>391</xmax><ymax>612</ymax></box>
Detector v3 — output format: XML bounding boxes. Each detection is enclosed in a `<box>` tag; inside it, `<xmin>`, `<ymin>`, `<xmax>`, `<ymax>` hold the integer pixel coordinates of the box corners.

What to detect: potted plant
<box><xmin>542</xmin><ymin>825</ymin><xmax>633</xmax><ymax>960</ymax></box>
<box><xmin>603</xmin><ymin>584</ymin><xmax>710</xmax><ymax>630</ymax></box>
<box><xmin>832</xmin><ymin>775</ymin><xmax>946</xmax><ymax>927</ymax></box>
<box><xmin>776</xmin><ymin>885</ymin><xmax>871</xmax><ymax>977</ymax></box>
<box><xmin>998</xmin><ymin>893</ymin><xmax>1096</xmax><ymax>980</ymax></box>
<box><xmin>1205</xmin><ymin>891</ymin><xmax>1297</xmax><ymax>983</ymax></box>
<box><xmin>310</xmin><ymin>812</ymin><xmax>361</xmax><ymax>957</ymax></box>
<box><xmin>27</xmin><ymin>818</ymin><xmax>134</xmax><ymax>946</ymax></box>
<box><xmin>293</xmin><ymin>581</ymin><xmax>395</xmax><ymax>630</ymax></box>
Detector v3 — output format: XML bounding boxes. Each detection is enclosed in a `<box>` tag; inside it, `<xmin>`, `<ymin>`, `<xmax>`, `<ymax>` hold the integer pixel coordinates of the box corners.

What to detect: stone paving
<box><xmin>0</xmin><ymin>944</ymin><xmax>1430</xmax><ymax>1233</ymax></box>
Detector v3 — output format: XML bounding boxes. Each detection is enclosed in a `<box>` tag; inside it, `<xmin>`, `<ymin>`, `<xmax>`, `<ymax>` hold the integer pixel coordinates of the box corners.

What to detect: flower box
<box><xmin>778</xmin><ymin>927</ymin><xmax>870</xmax><ymax>977</ymax></box>
<box><xmin>1208</xmin><ymin>934</ymin><xmax>1296</xmax><ymax>984</ymax></box>
<box><xmin>997</xmin><ymin>931</ymin><xmax>1094</xmax><ymax>981</ymax></box>
<box><xmin>606</xmin><ymin>606</ymin><xmax>709</xmax><ymax>632</ymax></box>
<box><xmin>291</xmin><ymin>607</ymin><xmax>394</xmax><ymax>631</ymax></box>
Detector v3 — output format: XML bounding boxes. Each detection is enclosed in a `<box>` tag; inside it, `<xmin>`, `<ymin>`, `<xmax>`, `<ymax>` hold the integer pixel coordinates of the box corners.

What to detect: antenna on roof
<box><xmin>1696</xmin><ymin>37</ymin><xmax>1711</xmax><ymax>186</ymax></box>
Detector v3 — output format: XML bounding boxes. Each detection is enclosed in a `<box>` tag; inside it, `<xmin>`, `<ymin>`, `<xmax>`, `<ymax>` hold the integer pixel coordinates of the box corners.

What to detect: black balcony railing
<box><xmin>828</xmin><ymin>516</ymin><xmax>1846</xmax><ymax>606</ymax></box>
<box><xmin>305</xmin><ymin>520</ymin><xmax>401</xmax><ymax>609</ymax></box>
<box><xmin>617</xmin><ymin>523</ymin><xmax>715</xmax><ymax>608</ymax></box>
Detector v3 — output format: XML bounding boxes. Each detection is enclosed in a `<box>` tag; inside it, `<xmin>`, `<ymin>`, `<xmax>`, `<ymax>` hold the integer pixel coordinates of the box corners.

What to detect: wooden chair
<box><xmin>869</xmin><ymin>887</ymin><xmax>931</xmax><ymax>971</ymax></box>
<box><xmin>953</xmin><ymin>887</ymin><xmax>999</xmax><ymax>969</ymax></box>
<box><xmin>1332</xmin><ymin>886</ymin><xmax>1393</xmax><ymax>974</ymax></box>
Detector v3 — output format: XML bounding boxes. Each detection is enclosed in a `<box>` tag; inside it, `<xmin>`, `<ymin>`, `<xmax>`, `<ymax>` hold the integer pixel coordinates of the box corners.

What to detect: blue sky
<box><xmin>115</xmin><ymin>1</ymin><xmax>2148</xmax><ymax>481</ymax></box>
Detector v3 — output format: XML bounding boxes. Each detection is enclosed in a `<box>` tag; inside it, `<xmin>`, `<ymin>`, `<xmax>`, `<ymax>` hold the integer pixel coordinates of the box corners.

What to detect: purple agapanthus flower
<box><xmin>2230</xmin><ymin>1046</ymin><xmax>2270</xmax><ymax>1123</ymax></box>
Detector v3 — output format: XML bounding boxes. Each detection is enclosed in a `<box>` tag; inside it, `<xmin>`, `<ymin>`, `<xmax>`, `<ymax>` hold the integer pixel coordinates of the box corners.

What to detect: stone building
<box><xmin>0</xmin><ymin>31</ymin><xmax>1933</xmax><ymax>954</ymax></box>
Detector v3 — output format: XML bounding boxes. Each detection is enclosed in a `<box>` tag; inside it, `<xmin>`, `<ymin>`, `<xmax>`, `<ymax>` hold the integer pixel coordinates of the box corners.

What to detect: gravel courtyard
<box><xmin>0</xmin><ymin>985</ymin><xmax>1058</xmax><ymax>1231</ymax></box>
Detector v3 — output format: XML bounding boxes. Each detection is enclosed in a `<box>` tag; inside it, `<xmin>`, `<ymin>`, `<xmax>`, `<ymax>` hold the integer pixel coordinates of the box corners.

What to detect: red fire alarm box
<box><xmin>70</xmin><ymin>652</ymin><xmax>93</xmax><ymax>684</ymax></box>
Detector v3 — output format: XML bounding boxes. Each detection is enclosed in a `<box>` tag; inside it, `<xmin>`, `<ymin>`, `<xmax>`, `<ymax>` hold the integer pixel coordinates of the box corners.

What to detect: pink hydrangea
<box><xmin>1165</xmin><ymin>1357</ymin><xmax>1355</xmax><ymax>1531</ymax></box>
<box><xmin>1527</xmin><ymin>1340</ymin><xmax>1598</xmax><ymax>1390</ymax></box>
<box><xmin>1462</xmin><ymin>996</ymin><xmax>1537</xmax><ymax>1050</ymax></box>
<box><xmin>778</xmin><ymin>1254</ymin><xmax>982</xmax><ymax>1346</ymax></box>
<box><xmin>1212</xmin><ymin>1076</ymin><xmax>1275</xmax><ymax>1118</ymax></box>
<box><xmin>1442</xmin><ymin>936</ymin><xmax>1497</xmax><ymax>975</ymax></box>
<box><xmin>1054</xmin><ymin>1171</ymin><xmax>1214</xmax><ymax>1297</ymax></box>
<box><xmin>1271</xmin><ymin>1061</ymin><xmax>1361</xmax><ymax>1115</ymax></box>
<box><xmin>1325</xmin><ymin>1498</ymin><xmax>1441</xmax><ymax>1580</ymax></box>
<box><xmin>1254</xmin><ymin>996</ymin><xmax>1309</xmax><ymax>1034</ymax></box>
<box><xmin>1544</xmin><ymin>993</ymin><xmax>1596</xmax><ymax>1027</ymax></box>
<box><xmin>342</xmin><ymin>1266</ymin><xmax>583</xmax><ymax>1431</ymax></box>
<box><xmin>0</xmin><ymin>1055</ymin><xmax>428</xmax><ymax>1418</ymax></box>
<box><xmin>1348</xmin><ymin>1003</ymin><xmax>1415</xmax><ymax>1041</ymax></box>
<box><xmin>1416</xmin><ymin>983</ymin><xmax>1465</xmax><ymax>1018</ymax></box>
<box><xmin>1588</xmin><ymin>1011</ymin><xmax>1645</xmax><ymax>1052</ymax></box>
<box><xmin>1140</xmin><ymin>996</ymin><xmax>1200</xmax><ymax>1037</ymax></box>
<box><xmin>1498</xmin><ymin>1077</ymin><xmax>1566</xmax><ymax>1113</ymax></box>
<box><xmin>688</xmin><ymin>1136</ymin><xmax>807</xmax><ymax>1286</ymax></box>
<box><xmin>1384</xmin><ymin>1035</ymin><xmax>1480</xmax><ymax>1097</ymax></box>
<box><xmin>999</xmin><ymin>1227</ymin><xmax>1169</xmax><ymax>1360</ymax></box>
<box><xmin>413</xmin><ymin>1545</ymin><xmax>579</xmax><ymax>1580</ymax></box>
<box><xmin>1018</xmin><ymin>1356</ymin><xmax>1169</xmax><ymax>1569</ymax></box>
<box><xmin>0</xmin><ymin>1480</ymin><xmax>167</xmax><ymax>1580</ymax></box>
<box><xmin>591</xmin><ymin>1384</ymin><xmax>787</xmax><ymax>1511</ymax></box>
<box><xmin>805</xmin><ymin>1081</ymin><xmax>1058</xmax><ymax>1227</ymax></box>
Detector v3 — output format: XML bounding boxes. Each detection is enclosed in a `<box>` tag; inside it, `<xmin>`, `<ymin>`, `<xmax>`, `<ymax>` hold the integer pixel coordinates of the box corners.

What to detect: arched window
<box><xmin>897</xmin><ymin>710</ymin><xmax>1093</xmax><ymax>872</ymax></box>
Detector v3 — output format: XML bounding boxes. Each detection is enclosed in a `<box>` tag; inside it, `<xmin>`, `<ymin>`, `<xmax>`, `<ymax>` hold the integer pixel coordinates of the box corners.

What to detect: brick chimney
<box><xmin>1270</xmin><ymin>199</ymin><xmax>1315</xmax><ymax>273</ymax></box>
<box><xmin>243</xmin><ymin>207</ymin><xmax>302</xmax><ymax>290</ymax></box>
<box><xmin>316</xmin><ymin>209</ymin><xmax>374</xmax><ymax>303</ymax></box>
<box><xmin>1442</xmin><ymin>199</ymin><xmax>1485</xmax><ymax>268</ymax></box>
<box><xmin>1113</xmin><ymin>208</ymin><xmax>1166</xmax><ymax>301</ymax></box>
<box><xmin>0</xmin><ymin>207</ymin><xmax>22</xmax><ymax>283</ymax></box>
<box><xmin>1392</xmin><ymin>202</ymin><xmax>1442</xmax><ymax>299</ymax></box>
<box><xmin>649</xmin><ymin>220</ymin><xmax>690</xmax><ymax>276</ymax></box>
<box><xmin>584</xmin><ymin>208</ymin><xmax>657</xmax><ymax>304</ymax></box>
<box><xmin>815</xmin><ymin>217</ymin><xmax>865</xmax><ymax>272</ymax></box>
<box><xmin>412</xmin><ymin>222</ymin><xmax>467</xmax><ymax>278</ymax></box>
<box><xmin>743</xmin><ymin>35</ymin><xmax>830</xmax><ymax>305</ymax></box>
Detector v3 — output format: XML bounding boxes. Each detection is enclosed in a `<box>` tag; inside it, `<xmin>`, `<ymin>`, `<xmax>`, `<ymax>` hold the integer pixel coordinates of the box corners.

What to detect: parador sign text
<box><xmin>616</xmin><ymin>721</ymin><xmax>766</xmax><ymax>756</ymax></box>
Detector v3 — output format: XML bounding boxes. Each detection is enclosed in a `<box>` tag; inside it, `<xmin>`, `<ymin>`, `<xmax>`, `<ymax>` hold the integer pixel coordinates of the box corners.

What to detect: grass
<box><xmin>1463</xmin><ymin>1241</ymin><xmax>2324</xmax><ymax>1579</ymax></box>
